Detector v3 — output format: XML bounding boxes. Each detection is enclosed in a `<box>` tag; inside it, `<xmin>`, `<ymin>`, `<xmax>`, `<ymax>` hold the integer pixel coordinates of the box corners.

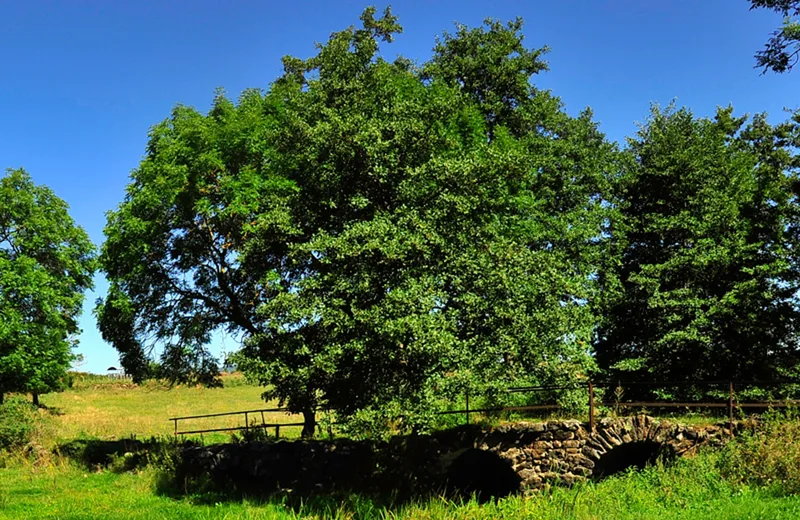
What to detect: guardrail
<box><xmin>169</xmin><ymin>407</ymin><xmax>307</xmax><ymax>437</ymax></box>
<box><xmin>436</xmin><ymin>380</ymin><xmax>800</xmax><ymax>435</ymax></box>
<box><xmin>171</xmin><ymin>380</ymin><xmax>800</xmax><ymax>438</ymax></box>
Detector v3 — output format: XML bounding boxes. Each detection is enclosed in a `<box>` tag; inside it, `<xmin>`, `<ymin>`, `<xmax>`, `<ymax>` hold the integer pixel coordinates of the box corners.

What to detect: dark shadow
<box><xmin>445</xmin><ymin>448</ymin><xmax>522</xmax><ymax>503</ymax></box>
<box><xmin>57</xmin><ymin>438</ymin><xmax>198</xmax><ymax>469</ymax></box>
<box><xmin>592</xmin><ymin>441</ymin><xmax>674</xmax><ymax>479</ymax></box>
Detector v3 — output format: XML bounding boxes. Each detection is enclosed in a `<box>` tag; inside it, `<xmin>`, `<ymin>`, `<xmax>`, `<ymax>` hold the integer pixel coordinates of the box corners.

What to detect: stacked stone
<box><xmin>471</xmin><ymin>415</ymin><xmax>730</xmax><ymax>491</ymax></box>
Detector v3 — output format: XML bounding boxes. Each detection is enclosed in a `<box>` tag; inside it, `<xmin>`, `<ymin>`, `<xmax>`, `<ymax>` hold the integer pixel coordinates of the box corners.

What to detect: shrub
<box><xmin>0</xmin><ymin>396</ymin><xmax>38</xmax><ymax>450</ymax></box>
<box><xmin>717</xmin><ymin>410</ymin><xmax>800</xmax><ymax>494</ymax></box>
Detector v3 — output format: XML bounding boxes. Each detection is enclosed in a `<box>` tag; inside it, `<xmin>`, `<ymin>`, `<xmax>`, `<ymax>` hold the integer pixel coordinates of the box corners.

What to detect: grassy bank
<box><xmin>3</xmin><ymin>451</ymin><xmax>800</xmax><ymax>519</ymax></box>
<box><xmin>4</xmin><ymin>374</ymin><xmax>800</xmax><ymax>519</ymax></box>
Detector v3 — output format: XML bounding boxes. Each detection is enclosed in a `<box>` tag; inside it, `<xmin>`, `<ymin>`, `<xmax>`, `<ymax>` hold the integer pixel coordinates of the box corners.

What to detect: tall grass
<box><xmin>4</xmin><ymin>450</ymin><xmax>800</xmax><ymax>519</ymax></box>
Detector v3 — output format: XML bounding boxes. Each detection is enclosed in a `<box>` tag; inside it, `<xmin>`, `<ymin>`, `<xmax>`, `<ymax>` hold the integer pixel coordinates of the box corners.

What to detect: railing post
<box><xmin>275</xmin><ymin>425</ymin><xmax>280</xmax><ymax>438</ymax></box>
<box><xmin>589</xmin><ymin>381</ymin><xmax>595</xmax><ymax>433</ymax></box>
<box><xmin>245</xmin><ymin>412</ymin><xmax>250</xmax><ymax>430</ymax></box>
<box><xmin>261</xmin><ymin>411</ymin><xmax>266</xmax><ymax>427</ymax></box>
<box><xmin>173</xmin><ymin>418</ymin><xmax>178</xmax><ymax>436</ymax></box>
<box><xmin>729</xmin><ymin>382</ymin><xmax>735</xmax><ymax>436</ymax></box>
<box><xmin>465</xmin><ymin>391</ymin><xmax>470</xmax><ymax>425</ymax></box>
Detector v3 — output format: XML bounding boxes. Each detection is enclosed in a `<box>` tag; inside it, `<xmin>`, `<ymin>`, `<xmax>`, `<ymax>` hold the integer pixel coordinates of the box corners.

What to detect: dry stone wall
<box><xmin>175</xmin><ymin>415</ymin><xmax>734</xmax><ymax>498</ymax></box>
<box><xmin>468</xmin><ymin>415</ymin><xmax>731</xmax><ymax>491</ymax></box>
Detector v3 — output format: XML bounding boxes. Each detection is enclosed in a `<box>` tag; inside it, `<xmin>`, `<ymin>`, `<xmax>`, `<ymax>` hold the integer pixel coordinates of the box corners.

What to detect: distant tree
<box><xmin>597</xmin><ymin>106</ymin><xmax>800</xmax><ymax>387</ymax></box>
<box><xmin>0</xmin><ymin>169</ymin><xmax>96</xmax><ymax>405</ymax></box>
<box><xmin>750</xmin><ymin>0</ymin><xmax>800</xmax><ymax>73</ymax></box>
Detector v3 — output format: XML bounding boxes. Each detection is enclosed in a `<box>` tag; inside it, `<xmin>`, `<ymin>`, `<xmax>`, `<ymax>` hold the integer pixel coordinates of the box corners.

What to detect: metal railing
<box><xmin>171</xmin><ymin>380</ymin><xmax>800</xmax><ymax>438</ymax></box>
<box><xmin>436</xmin><ymin>380</ymin><xmax>800</xmax><ymax>434</ymax></box>
<box><xmin>170</xmin><ymin>407</ymin><xmax>306</xmax><ymax>437</ymax></box>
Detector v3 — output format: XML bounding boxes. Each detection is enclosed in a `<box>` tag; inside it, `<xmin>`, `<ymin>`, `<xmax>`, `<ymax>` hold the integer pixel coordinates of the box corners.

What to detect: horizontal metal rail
<box><xmin>170</xmin><ymin>381</ymin><xmax>800</xmax><ymax>439</ymax></box>
<box><xmin>169</xmin><ymin>407</ymin><xmax>290</xmax><ymax>421</ymax></box>
<box><xmin>176</xmin><ymin>422</ymin><xmax>307</xmax><ymax>436</ymax></box>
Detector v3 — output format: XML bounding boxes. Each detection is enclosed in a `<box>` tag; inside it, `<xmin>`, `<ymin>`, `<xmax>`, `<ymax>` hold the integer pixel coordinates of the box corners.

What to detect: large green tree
<box><xmin>597</xmin><ymin>106</ymin><xmax>800</xmax><ymax>388</ymax></box>
<box><xmin>99</xmin><ymin>8</ymin><xmax>618</xmax><ymax>436</ymax></box>
<box><xmin>750</xmin><ymin>0</ymin><xmax>800</xmax><ymax>73</ymax></box>
<box><xmin>0</xmin><ymin>169</ymin><xmax>96</xmax><ymax>405</ymax></box>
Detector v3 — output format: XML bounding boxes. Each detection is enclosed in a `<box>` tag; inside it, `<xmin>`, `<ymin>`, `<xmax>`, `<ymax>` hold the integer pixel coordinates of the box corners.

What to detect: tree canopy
<box><xmin>98</xmin><ymin>7</ymin><xmax>800</xmax><ymax>436</ymax></box>
<box><xmin>597</xmin><ymin>106</ymin><xmax>800</xmax><ymax>387</ymax></box>
<box><xmin>0</xmin><ymin>169</ymin><xmax>96</xmax><ymax>404</ymax></box>
<box><xmin>98</xmin><ymin>8</ymin><xmax>618</xmax><ymax>435</ymax></box>
<box><xmin>750</xmin><ymin>0</ymin><xmax>800</xmax><ymax>73</ymax></box>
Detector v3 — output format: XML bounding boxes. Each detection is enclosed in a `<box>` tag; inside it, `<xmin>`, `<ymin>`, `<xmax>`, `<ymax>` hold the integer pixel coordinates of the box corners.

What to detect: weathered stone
<box><xmin>562</xmin><ymin>440</ymin><xmax>581</xmax><ymax>448</ymax></box>
<box><xmin>504</xmin><ymin>448</ymin><xmax>522</xmax><ymax>461</ymax></box>
<box><xmin>528</xmin><ymin>449</ymin><xmax>546</xmax><ymax>459</ymax></box>
<box><xmin>533</xmin><ymin>441</ymin><xmax>551</xmax><ymax>449</ymax></box>
<box><xmin>582</xmin><ymin>446</ymin><xmax>602</xmax><ymax>459</ymax></box>
<box><xmin>554</xmin><ymin>430</ymin><xmax>575</xmax><ymax>441</ymax></box>
<box><xmin>572</xmin><ymin>466</ymin><xmax>592</xmax><ymax>477</ymax></box>
<box><xmin>568</xmin><ymin>454</ymin><xmax>595</xmax><ymax>469</ymax></box>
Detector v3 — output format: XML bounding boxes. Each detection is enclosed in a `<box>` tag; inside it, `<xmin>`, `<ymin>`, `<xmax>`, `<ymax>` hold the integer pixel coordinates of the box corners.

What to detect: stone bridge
<box><xmin>447</xmin><ymin>415</ymin><xmax>730</xmax><ymax>495</ymax></box>
<box><xmin>175</xmin><ymin>415</ymin><xmax>733</xmax><ymax>499</ymax></box>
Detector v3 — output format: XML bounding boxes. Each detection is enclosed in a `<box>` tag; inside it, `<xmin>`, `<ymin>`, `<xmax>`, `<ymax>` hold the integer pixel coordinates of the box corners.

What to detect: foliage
<box><xmin>719</xmin><ymin>411</ymin><xmax>800</xmax><ymax>494</ymax></box>
<box><xmin>750</xmin><ymin>0</ymin><xmax>800</xmax><ymax>73</ymax></box>
<box><xmin>0</xmin><ymin>169</ymin><xmax>96</xmax><ymax>401</ymax></box>
<box><xmin>240</xmin><ymin>10</ymin><xmax>616</xmax><ymax>434</ymax></box>
<box><xmin>0</xmin><ymin>396</ymin><xmax>38</xmax><ymax>450</ymax></box>
<box><xmin>596</xmin><ymin>106</ymin><xmax>800</xmax><ymax>389</ymax></box>
<box><xmin>100</xmin><ymin>8</ymin><xmax>618</xmax><ymax>435</ymax></box>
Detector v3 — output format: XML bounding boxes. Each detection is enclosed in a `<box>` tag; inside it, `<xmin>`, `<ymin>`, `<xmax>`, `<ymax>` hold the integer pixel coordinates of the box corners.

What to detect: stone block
<box><xmin>554</xmin><ymin>430</ymin><xmax>575</xmax><ymax>441</ymax></box>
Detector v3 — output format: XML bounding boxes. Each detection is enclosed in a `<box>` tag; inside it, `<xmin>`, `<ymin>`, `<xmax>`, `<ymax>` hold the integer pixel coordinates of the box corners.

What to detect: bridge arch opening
<box><xmin>445</xmin><ymin>448</ymin><xmax>522</xmax><ymax>502</ymax></box>
<box><xmin>592</xmin><ymin>440</ymin><xmax>674</xmax><ymax>479</ymax></box>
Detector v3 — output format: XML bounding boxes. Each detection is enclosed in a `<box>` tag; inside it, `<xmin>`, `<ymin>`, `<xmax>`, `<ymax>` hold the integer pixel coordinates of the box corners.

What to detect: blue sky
<box><xmin>1</xmin><ymin>0</ymin><xmax>798</xmax><ymax>374</ymax></box>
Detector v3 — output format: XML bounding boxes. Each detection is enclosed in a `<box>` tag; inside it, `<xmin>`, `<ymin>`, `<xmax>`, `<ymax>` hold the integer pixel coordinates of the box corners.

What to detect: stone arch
<box><xmin>445</xmin><ymin>448</ymin><xmax>522</xmax><ymax>502</ymax></box>
<box><xmin>472</xmin><ymin>415</ymin><xmax>727</xmax><ymax>491</ymax></box>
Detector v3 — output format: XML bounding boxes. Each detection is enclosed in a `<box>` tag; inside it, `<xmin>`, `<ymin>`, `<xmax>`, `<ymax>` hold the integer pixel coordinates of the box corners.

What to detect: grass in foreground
<box><xmin>3</xmin><ymin>452</ymin><xmax>800</xmax><ymax>520</ymax></box>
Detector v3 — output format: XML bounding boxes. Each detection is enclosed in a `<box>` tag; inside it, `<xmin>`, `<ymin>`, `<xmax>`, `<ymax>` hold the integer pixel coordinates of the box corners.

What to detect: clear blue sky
<box><xmin>1</xmin><ymin>1</ymin><xmax>798</xmax><ymax>374</ymax></box>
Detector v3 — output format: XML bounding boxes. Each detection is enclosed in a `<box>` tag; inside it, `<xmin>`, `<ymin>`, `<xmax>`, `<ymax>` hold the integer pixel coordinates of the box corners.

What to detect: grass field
<box><xmin>4</xmin><ymin>374</ymin><xmax>800</xmax><ymax>519</ymax></box>
<box><xmin>36</xmin><ymin>373</ymin><xmax>306</xmax><ymax>444</ymax></box>
<box><xmin>4</xmin><ymin>452</ymin><xmax>800</xmax><ymax>519</ymax></box>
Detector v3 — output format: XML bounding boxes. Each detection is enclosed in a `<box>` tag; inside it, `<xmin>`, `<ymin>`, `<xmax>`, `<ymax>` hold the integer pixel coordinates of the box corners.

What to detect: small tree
<box><xmin>0</xmin><ymin>169</ymin><xmax>96</xmax><ymax>405</ymax></box>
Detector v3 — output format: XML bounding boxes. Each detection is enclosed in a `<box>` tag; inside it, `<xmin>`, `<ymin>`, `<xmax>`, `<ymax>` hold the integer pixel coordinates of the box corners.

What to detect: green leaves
<box><xmin>597</xmin><ymin>105</ymin><xmax>800</xmax><ymax>386</ymax></box>
<box><xmin>750</xmin><ymin>1</ymin><xmax>800</xmax><ymax>73</ymax></box>
<box><xmin>0</xmin><ymin>168</ymin><xmax>96</xmax><ymax>398</ymax></box>
<box><xmin>100</xmin><ymin>9</ymin><xmax>619</xmax><ymax>434</ymax></box>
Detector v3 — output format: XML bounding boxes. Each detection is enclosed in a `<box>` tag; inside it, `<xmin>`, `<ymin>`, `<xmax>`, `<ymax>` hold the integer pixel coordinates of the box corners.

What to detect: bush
<box><xmin>0</xmin><ymin>396</ymin><xmax>38</xmax><ymax>450</ymax></box>
<box><xmin>717</xmin><ymin>410</ymin><xmax>800</xmax><ymax>494</ymax></box>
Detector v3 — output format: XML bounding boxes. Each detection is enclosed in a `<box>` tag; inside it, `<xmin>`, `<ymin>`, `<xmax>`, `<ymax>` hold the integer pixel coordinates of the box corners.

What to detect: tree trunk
<box><xmin>32</xmin><ymin>393</ymin><xmax>39</xmax><ymax>406</ymax></box>
<box><xmin>301</xmin><ymin>408</ymin><xmax>316</xmax><ymax>439</ymax></box>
